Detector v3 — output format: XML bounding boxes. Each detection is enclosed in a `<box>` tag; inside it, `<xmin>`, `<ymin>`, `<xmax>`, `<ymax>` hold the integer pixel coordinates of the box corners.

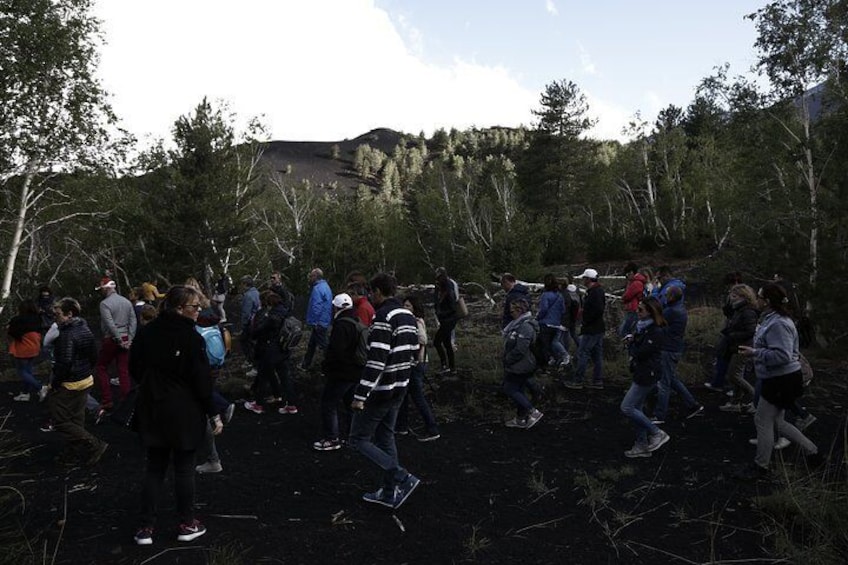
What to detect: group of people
<box><xmin>4</xmin><ymin>262</ymin><xmax>825</xmax><ymax>547</ymax></box>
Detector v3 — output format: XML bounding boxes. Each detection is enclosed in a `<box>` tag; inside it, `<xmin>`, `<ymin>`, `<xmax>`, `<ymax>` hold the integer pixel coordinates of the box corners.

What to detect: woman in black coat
<box><xmin>129</xmin><ymin>286</ymin><xmax>223</xmax><ymax>546</ymax></box>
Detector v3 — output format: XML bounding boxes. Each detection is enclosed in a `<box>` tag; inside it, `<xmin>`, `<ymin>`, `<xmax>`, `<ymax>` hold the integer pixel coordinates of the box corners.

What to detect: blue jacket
<box><xmin>662</xmin><ymin>301</ymin><xmax>688</xmax><ymax>353</ymax></box>
<box><xmin>307</xmin><ymin>278</ymin><xmax>333</xmax><ymax>328</ymax></box>
<box><xmin>537</xmin><ymin>291</ymin><xmax>564</xmax><ymax>327</ymax></box>
<box><xmin>653</xmin><ymin>278</ymin><xmax>686</xmax><ymax>306</ymax></box>
<box><xmin>240</xmin><ymin>286</ymin><xmax>260</xmax><ymax>328</ymax></box>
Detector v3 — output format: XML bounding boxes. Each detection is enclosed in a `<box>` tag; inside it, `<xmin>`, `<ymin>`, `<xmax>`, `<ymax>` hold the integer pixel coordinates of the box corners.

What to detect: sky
<box><xmin>93</xmin><ymin>0</ymin><xmax>767</xmax><ymax>144</ymax></box>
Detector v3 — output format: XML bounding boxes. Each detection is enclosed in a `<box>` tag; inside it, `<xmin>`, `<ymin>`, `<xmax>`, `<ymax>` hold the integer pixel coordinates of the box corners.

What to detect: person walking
<box><xmin>620</xmin><ymin>298</ymin><xmax>671</xmax><ymax>458</ymax></box>
<box><xmin>349</xmin><ymin>273</ymin><xmax>420</xmax><ymax>509</ymax></box>
<box><xmin>130</xmin><ymin>286</ymin><xmax>223</xmax><ymax>545</ymax></box>
<box><xmin>433</xmin><ymin>268</ymin><xmax>460</xmax><ymax>375</ymax></box>
<box><xmin>93</xmin><ymin>277</ymin><xmax>137</xmax><ymax>415</ymax></box>
<box><xmin>619</xmin><ymin>263</ymin><xmax>646</xmax><ymax>337</ymax></box>
<box><xmin>564</xmin><ymin>268</ymin><xmax>605</xmax><ymax>390</ymax></box>
<box><xmin>7</xmin><ymin>300</ymin><xmax>45</xmax><ymax>402</ymax></box>
<box><xmin>396</xmin><ymin>295</ymin><xmax>441</xmax><ymax>441</ymax></box>
<box><xmin>301</xmin><ymin>268</ymin><xmax>332</xmax><ymax>370</ymax></box>
<box><xmin>502</xmin><ymin>297</ymin><xmax>543</xmax><ymax>429</ymax></box>
<box><xmin>536</xmin><ymin>274</ymin><xmax>569</xmax><ymax>368</ymax></box>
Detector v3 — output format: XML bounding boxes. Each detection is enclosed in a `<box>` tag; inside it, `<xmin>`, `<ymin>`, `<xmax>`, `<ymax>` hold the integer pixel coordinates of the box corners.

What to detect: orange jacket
<box><xmin>9</xmin><ymin>331</ymin><xmax>41</xmax><ymax>359</ymax></box>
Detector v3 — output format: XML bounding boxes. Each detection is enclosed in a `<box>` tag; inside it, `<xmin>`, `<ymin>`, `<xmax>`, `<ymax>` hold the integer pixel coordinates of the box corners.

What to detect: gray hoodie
<box><xmin>751</xmin><ymin>310</ymin><xmax>801</xmax><ymax>379</ymax></box>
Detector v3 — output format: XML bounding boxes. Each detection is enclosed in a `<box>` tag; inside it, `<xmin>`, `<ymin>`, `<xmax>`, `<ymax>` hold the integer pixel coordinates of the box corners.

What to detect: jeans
<box><xmin>503</xmin><ymin>372</ymin><xmax>535</xmax><ymax>417</ymax></box>
<box><xmin>95</xmin><ymin>338</ymin><xmax>130</xmax><ymax>406</ymax></box>
<box><xmin>302</xmin><ymin>325</ymin><xmax>328</xmax><ymax>369</ymax></box>
<box><xmin>539</xmin><ymin>326</ymin><xmax>567</xmax><ymax>364</ymax></box>
<box><xmin>618</xmin><ymin>311</ymin><xmax>638</xmax><ymax>338</ymax></box>
<box><xmin>349</xmin><ymin>393</ymin><xmax>409</xmax><ymax>490</ymax></box>
<box><xmin>320</xmin><ymin>379</ymin><xmax>356</xmax><ymax>440</ymax></box>
<box><xmin>434</xmin><ymin>319</ymin><xmax>457</xmax><ymax>370</ymax></box>
<box><xmin>561</xmin><ymin>326</ymin><xmax>579</xmax><ymax>353</ymax></box>
<box><xmin>199</xmin><ymin>421</ymin><xmax>220</xmax><ymax>464</ymax></box>
<box><xmin>397</xmin><ymin>363</ymin><xmax>438</xmax><ymax>433</ymax></box>
<box><xmin>620</xmin><ymin>382</ymin><xmax>660</xmax><ymax>445</ymax></box>
<box><xmin>141</xmin><ymin>447</ymin><xmax>196</xmax><ymax>526</ymax></box>
<box><xmin>654</xmin><ymin>351</ymin><xmax>698</xmax><ymax>420</ymax></box>
<box><xmin>711</xmin><ymin>354</ymin><xmax>731</xmax><ymax>388</ymax></box>
<box><xmin>754</xmin><ymin>396</ymin><xmax>817</xmax><ymax>468</ymax></box>
<box><xmin>573</xmin><ymin>333</ymin><xmax>604</xmax><ymax>384</ymax></box>
<box><xmin>14</xmin><ymin>357</ymin><xmax>41</xmax><ymax>393</ymax></box>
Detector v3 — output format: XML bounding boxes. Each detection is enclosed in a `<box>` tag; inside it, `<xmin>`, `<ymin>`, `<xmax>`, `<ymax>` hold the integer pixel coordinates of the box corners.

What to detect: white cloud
<box><xmin>93</xmin><ymin>0</ymin><xmax>537</xmax><ymax>143</ymax></box>
<box><xmin>545</xmin><ymin>0</ymin><xmax>559</xmax><ymax>16</ymax></box>
<box><xmin>577</xmin><ymin>41</ymin><xmax>597</xmax><ymax>76</ymax></box>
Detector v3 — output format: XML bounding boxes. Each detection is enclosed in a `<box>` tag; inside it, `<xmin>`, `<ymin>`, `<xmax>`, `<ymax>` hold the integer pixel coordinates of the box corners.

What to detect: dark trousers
<box><xmin>254</xmin><ymin>352</ymin><xmax>295</xmax><ymax>405</ymax></box>
<box><xmin>320</xmin><ymin>379</ymin><xmax>356</xmax><ymax>440</ymax></box>
<box><xmin>141</xmin><ymin>447</ymin><xmax>196</xmax><ymax>526</ymax></box>
<box><xmin>349</xmin><ymin>393</ymin><xmax>408</xmax><ymax>490</ymax></box>
<box><xmin>49</xmin><ymin>386</ymin><xmax>104</xmax><ymax>459</ymax></box>
<box><xmin>503</xmin><ymin>372</ymin><xmax>536</xmax><ymax>417</ymax></box>
<box><xmin>397</xmin><ymin>362</ymin><xmax>438</xmax><ymax>433</ymax></box>
<box><xmin>434</xmin><ymin>319</ymin><xmax>457</xmax><ymax>370</ymax></box>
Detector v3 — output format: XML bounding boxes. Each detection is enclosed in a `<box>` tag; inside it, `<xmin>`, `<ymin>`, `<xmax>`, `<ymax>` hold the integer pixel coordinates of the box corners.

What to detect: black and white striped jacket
<box><xmin>353</xmin><ymin>297</ymin><xmax>418</xmax><ymax>403</ymax></box>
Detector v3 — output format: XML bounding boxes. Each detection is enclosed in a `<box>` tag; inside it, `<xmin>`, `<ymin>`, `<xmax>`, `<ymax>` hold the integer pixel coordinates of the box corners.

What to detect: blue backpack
<box><xmin>196</xmin><ymin>325</ymin><xmax>227</xmax><ymax>368</ymax></box>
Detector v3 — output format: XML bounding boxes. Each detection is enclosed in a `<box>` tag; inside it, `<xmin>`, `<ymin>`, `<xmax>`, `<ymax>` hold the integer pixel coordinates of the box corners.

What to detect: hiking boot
<box><xmin>134</xmin><ymin>526</ymin><xmax>154</xmax><ymax>546</ymax></box>
<box><xmin>393</xmin><ymin>474</ymin><xmax>421</xmax><ymax>509</ymax></box>
<box><xmin>38</xmin><ymin>385</ymin><xmax>49</xmax><ymax>402</ymax></box>
<box><xmin>195</xmin><ymin>461</ymin><xmax>223</xmax><ymax>474</ymax></box>
<box><xmin>278</xmin><ymin>404</ymin><xmax>298</xmax><ymax>415</ymax></box>
<box><xmin>562</xmin><ymin>380</ymin><xmax>584</xmax><ymax>390</ymax></box>
<box><xmin>525</xmin><ymin>409</ymin><xmax>543</xmax><ymax>429</ymax></box>
<box><xmin>87</xmin><ymin>442</ymin><xmax>108</xmax><ymax>466</ymax></box>
<box><xmin>719</xmin><ymin>401</ymin><xmax>742</xmax><ymax>413</ymax></box>
<box><xmin>176</xmin><ymin>519</ymin><xmax>206</xmax><ymax>542</ymax></box>
<box><xmin>647</xmin><ymin>430</ymin><xmax>670</xmax><ymax>452</ymax></box>
<box><xmin>624</xmin><ymin>442</ymin><xmax>652</xmax><ymax>458</ymax></box>
<box><xmin>417</xmin><ymin>430</ymin><xmax>441</xmax><ymax>442</ymax></box>
<box><xmin>313</xmin><ymin>438</ymin><xmax>342</xmax><ymax>451</ymax></box>
<box><xmin>685</xmin><ymin>405</ymin><xmax>705</xmax><ymax>419</ymax></box>
<box><xmin>244</xmin><ymin>400</ymin><xmax>264</xmax><ymax>414</ymax></box>
<box><xmin>13</xmin><ymin>392</ymin><xmax>31</xmax><ymax>402</ymax></box>
<box><xmin>224</xmin><ymin>403</ymin><xmax>235</xmax><ymax>424</ymax></box>
<box><xmin>586</xmin><ymin>381</ymin><xmax>604</xmax><ymax>390</ymax></box>
<box><xmin>39</xmin><ymin>420</ymin><xmax>54</xmax><ymax>432</ymax></box>
<box><xmin>733</xmin><ymin>462</ymin><xmax>770</xmax><ymax>481</ymax></box>
<box><xmin>796</xmin><ymin>413</ymin><xmax>817</xmax><ymax>431</ymax></box>
<box><xmin>362</xmin><ymin>487</ymin><xmax>398</xmax><ymax>508</ymax></box>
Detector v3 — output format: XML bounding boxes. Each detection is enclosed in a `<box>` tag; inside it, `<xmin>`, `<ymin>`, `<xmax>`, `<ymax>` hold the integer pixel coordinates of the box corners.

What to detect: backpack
<box><xmin>530</xmin><ymin>334</ymin><xmax>547</xmax><ymax>368</ymax></box>
<box><xmin>196</xmin><ymin>325</ymin><xmax>227</xmax><ymax>368</ymax></box>
<box><xmin>338</xmin><ymin>315</ymin><xmax>369</xmax><ymax>367</ymax></box>
<box><xmin>278</xmin><ymin>316</ymin><xmax>304</xmax><ymax>351</ymax></box>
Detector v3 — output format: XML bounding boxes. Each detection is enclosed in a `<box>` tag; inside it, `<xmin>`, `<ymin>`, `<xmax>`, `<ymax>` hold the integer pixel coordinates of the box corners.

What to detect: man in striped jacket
<box><xmin>350</xmin><ymin>273</ymin><xmax>421</xmax><ymax>510</ymax></box>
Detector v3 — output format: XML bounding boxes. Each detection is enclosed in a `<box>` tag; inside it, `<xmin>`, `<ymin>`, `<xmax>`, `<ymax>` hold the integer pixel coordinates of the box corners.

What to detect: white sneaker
<box><xmin>195</xmin><ymin>461</ymin><xmax>223</xmax><ymax>474</ymax></box>
<box><xmin>38</xmin><ymin>385</ymin><xmax>49</xmax><ymax>402</ymax></box>
<box><xmin>13</xmin><ymin>392</ymin><xmax>31</xmax><ymax>402</ymax></box>
<box><xmin>109</xmin><ymin>377</ymin><xmax>120</xmax><ymax>387</ymax></box>
<box><xmin>525</xmin><ymin>409</ymin><xmax>543</xmax><ymax>429</ymax></box>
<box><xmin>647</xmin><ymin>430</ymin><xmax>670</xmax><ymax>452</ymax></box>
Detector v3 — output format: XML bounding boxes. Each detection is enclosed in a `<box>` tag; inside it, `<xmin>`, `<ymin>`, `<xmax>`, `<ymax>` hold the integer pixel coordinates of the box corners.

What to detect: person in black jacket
<box><xmin>47</xmin><ymin>297</ymin><xmax>108</xmax><ymax>466</ymax></box>
<box><xmin>707</xmin><ymin>283</ymin><xmax>761</xmax><ymax>392</ymax></box>
<box><xmin>564</xmin><ymin>268</ymin><xmax>606</xmax><ymax>389</ymax></box>
<box><xmin>130</xmin><ymin>286</ymin><xmax>223</xmax><ymax>546</ymax></box>
<box><xmin>620</xmin><ymin>297</ymin><xmax>671</xmax><ymax>458</ymax></box>
<box><xmin>433</xmin><ymin>268</ymin><xmax>460</xmax><ymax>375</ymax></box>
<box><xmin>244</xmin><ymin>291</ymin><xmax>297</xmax><ymax>415</ymax></box>
<box><xmin>313</xmin><ymin>293</ymin><xmax>365</xmax><ymax>451</ymax></box>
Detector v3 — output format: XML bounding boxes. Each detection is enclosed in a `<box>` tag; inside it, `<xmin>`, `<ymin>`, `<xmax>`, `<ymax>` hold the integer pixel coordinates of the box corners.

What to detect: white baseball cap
<box><xmin>578</xmin><ymin>268</ymin><xmax>599</xmax><ymax>280</ymax></box>
<box><xmin>566</xmin><ymin>284</ymin><xmax>577</xmax><ymax>292</ymax></box>
<box><xmin>332</xmin><ymin>293</ymin><xmax>353</xmax><ymax>309</ymax></box>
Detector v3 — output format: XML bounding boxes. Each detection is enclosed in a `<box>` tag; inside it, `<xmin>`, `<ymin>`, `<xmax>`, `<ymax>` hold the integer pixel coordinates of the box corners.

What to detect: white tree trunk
<box><xmin>0</xmin><ymin>172</ymin><xmax>33</xmax><ymax>315</ymax></box>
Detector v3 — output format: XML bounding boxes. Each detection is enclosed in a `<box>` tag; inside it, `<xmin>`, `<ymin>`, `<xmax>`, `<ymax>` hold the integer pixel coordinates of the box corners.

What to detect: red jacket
<box><xmin>622</xmin><ymin>273</ymin><xmax>647</xmax><ymax>313</ymax></box>
<box><xmin>353</xmin><ymin>296</ymin><xmax>375</xmax><ymax>326</ymax></box>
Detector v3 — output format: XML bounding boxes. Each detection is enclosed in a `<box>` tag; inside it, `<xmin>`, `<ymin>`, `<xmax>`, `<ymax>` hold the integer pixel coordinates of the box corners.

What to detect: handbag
<box><xmin>456</xmin><ymin>296</ymin><xmax>469</xmax><ymax>319</ymax></box>
<box><xmin>799</xmin><ymin>353</ymin><xmax>814</xmax><ymax>386</ymax></box>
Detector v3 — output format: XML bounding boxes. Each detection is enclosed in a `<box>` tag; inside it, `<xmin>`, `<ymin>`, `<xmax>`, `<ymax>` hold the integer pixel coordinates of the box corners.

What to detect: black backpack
<box><xmin>337</xmin><ymin>316</ymin><xmax>369</xmax><ymax>367</ymax></box>
<box><xmin>278</xmin><ymin>316</ymin><xmax>303</xmax><ymax>351</ymax></box>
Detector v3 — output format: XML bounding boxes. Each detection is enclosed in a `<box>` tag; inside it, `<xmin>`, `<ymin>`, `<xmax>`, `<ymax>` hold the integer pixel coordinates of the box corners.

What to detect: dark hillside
<box><xmin>261</xmin><ymin>128</ymin><xmax>406</xmax><ymax>191</ymax></box>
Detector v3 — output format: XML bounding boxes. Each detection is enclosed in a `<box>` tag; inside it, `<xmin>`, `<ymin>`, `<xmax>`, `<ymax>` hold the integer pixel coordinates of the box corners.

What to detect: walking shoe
<box><xmin>313</xmin><ymin>438</ymin><xmax>342</xmax><ymax>451</ymax></box>
<box><xmin>647</xmin><ymin>430</ymin><xmax>670</xmax><ymax>452</ymax></box>
<box><xmin>224</xmin><ymin>403</ymin><xmax>235</xmax><ymax>424</ymax></box>
<box><xmin>796</xmin><ymin>413</ymin><xmax>817</xmax><ymax>431</ymax></box>
<box><xmin>586</xmin><ymin>381</ymin><xmax>604</xmax><ymax>390</ymax></box>
<box><xmin>525</xmin><ymin>409</ymin><xmax>543</xmax><ymax>429</ymax></box>
<box><xmin>417</xmin><ymin>430</ymin><xmax>441</xmax><ymax>442</ymax></box>
<box><xmin>12</xmin><ymin>392</ymin><xmax>31</xmax><ymax>402</ymax></box>
<box><xmin>685</xmin><ymin>405</ymin><xmax>705</xmax><ymax>419</ymax></box>
<box><xmin>393</xmin><ymin>474</ymin><xmax>421</xmax><ymax>509</ymax></box>
<box><xmin>505</xmin><ymin>416</ymin><xmax>528</xmax><ymax>428</ymax></box>
<box><xmin>195</xmin><ymin>461</ymin><xmax>223</xmax><ymax>473</ymax></box>
<box><xmin>38</xmin><ymin>385</ymin><xmax>49</xmax><ymax>402</ymax></box>
<box><xmin>87</xmin><ymin>442</ymin><xmax>108</xmax><ymax>466</ymax></box>
<box><xmin>395</xmin><ymin>428</ymin><xmax>410</xmax><ymax>436</ymax></box>
<box><xmin>719</xmin><ymin>401</ymin><xmax>742</xmax><ymax>413</ymax></box>
<box><xmin>109</xmin><ymin>377</ymin><xmax>120</xmax><ymax>387</ymax></box>
<box><xmin>624</xmin><ymin>442</ymin><xmax>652</xmax><ymax>458</ymax></box>
<box><xmin>562</xmin><ymin>380</ymin><xmax>584</xmax><ymax>390</ymax></box>
<box><xmin>278</xmin><ymin>404</ymin><xmax>299</xmax><ymax>415</ymax></box>
<box><xmin>748</xmin><ymin>437</ymin><xmax>791</xmax><ymax>449</ymax></box>
<box><xmin>245</xmin><ymin>368</ymin><xmax>258</xmax><ymax>378</ymax></box>
<box><xmin>134</xmin><ymin>526</ymin><xmax>154</xmax><ymax>546</ymax></box>
<box><xmin>362</xmin><ymin>487</ymin><xmax>398</xmax><ymax>508</ymax></box>
<box><xmin>244</xmin><ymin>400</ymin><xmax>264</xmax><ymax>414</ymax></box>
<box><xmin>650</xmin><ymin>417</ymin><xmax>665</xmax><ymax>425</ymax></box>
<box><xmin>733</xmin><ymin>462</ymin><xmax>770</xmax><ymax>482</ymax></box>
<box><xmin>745</xmin><ymin>402</ymin><xmax>757</xmax><ymax>414</ymax></box>
<box><xmin>176</xmin><ymin>519</ymin><xmax>207</xmax><ymax>542</ymax></box>
<box><xmin>39</xmin><ymin>421</ymin><xmax>54</xmax><ymax>432</ymax></box>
